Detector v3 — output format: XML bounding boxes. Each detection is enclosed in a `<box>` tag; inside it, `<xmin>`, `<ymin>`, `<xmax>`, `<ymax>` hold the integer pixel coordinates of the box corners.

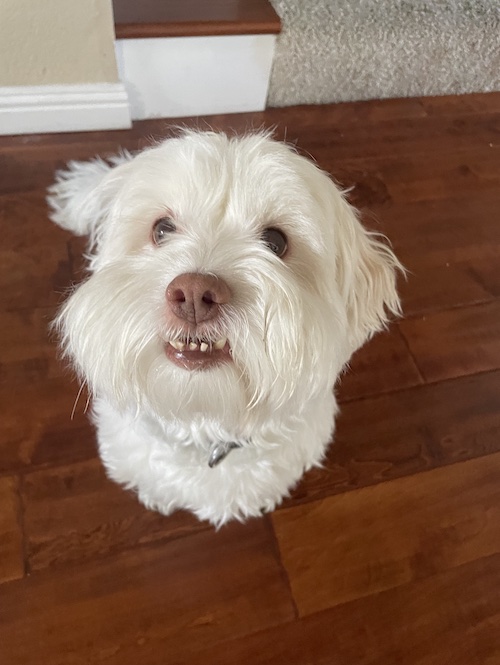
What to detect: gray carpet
<box><xmin>267</xmin><ymin>0</ymin><xmax>500</xmax><ymax>106</ymax></box>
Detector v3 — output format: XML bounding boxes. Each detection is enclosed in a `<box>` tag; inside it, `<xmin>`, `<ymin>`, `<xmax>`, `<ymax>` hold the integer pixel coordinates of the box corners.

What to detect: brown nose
<box><xmin>166</xmin><ymin>272</ymin><xmax>231</xmax><ymax>324</ymax></box>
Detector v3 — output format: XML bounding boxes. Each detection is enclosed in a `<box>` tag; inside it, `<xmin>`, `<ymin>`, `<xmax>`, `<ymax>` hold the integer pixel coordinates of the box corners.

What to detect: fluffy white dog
<box><xmin>48</xmin><ymin>130</ymin><xmax>401</xmax><ymax>525</ymax></box>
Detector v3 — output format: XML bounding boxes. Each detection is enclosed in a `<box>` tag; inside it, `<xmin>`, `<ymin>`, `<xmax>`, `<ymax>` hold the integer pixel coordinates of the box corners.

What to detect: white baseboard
<box><xmin>0</xmin><ymin>83</ymin><xmax>132</xmax><ymax>136</ymax></box>
<box><xmin>115</xmin><ymin>34</ymin><xmax>276</xmax><ymax>120</ymax></box>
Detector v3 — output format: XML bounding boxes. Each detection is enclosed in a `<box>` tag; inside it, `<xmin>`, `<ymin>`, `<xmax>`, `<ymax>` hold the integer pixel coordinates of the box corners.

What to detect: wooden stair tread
<box><xmin>112</xmin><ymin>0</ymin><xmax>281</xmax><ymax>39</ymax></box>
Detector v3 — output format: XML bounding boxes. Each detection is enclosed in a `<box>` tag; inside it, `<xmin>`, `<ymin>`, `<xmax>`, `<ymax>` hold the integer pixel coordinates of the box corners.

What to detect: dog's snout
<box><xmin>166</xmin><ymin>273</ymin><xmax>231</xmax><ymax>324</ymax></box>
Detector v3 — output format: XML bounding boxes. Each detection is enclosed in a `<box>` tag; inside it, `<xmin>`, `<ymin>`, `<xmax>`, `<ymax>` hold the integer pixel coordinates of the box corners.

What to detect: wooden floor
<box><xmin>1</xmin><ymin>93</ymin><xmax>500</xmax><ymax>664</ymax></box>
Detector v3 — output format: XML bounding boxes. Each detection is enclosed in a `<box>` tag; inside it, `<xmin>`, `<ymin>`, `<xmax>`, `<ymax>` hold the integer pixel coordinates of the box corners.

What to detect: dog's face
<box><xmin>49</xmin><ymin>132</ymin><xmax>400</xmax><ymax>428</ymax></box>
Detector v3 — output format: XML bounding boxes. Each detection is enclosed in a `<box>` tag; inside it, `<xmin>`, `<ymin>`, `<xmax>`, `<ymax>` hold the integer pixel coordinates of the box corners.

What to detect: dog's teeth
<box><xmin>170</xmin><ymin>338</ymin><xmax>225</xmax><ymax>353</ymax></box>
<box><xmin>214</xmin><ymin>338</ymin><xmax>227</xmax><ymax>350</ymax></box>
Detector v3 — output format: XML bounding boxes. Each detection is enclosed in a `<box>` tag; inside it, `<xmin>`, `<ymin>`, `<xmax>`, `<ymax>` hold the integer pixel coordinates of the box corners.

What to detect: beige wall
<box><xmin>0</xmin><ymin>0</ymin><xmax>118</xmax><ymax>86</ymax></box>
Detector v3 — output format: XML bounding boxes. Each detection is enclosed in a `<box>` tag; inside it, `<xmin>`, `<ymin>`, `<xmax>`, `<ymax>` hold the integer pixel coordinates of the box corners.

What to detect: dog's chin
<box><xmin>164</xmin><ymin>340</ymin><xmax>232</xmax><ymax>371</ymax></box>
<box><xmin>145</xmin><ymin>354</ymin><xmax>254</xmax><ymax>429</ymax></box>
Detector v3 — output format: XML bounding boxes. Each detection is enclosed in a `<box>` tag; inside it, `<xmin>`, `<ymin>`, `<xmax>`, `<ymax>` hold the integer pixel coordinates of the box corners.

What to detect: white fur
<box><xmin>47</xmin><ymin>130</ymin><xmax>402</xmax><ymax>525</ymax></box>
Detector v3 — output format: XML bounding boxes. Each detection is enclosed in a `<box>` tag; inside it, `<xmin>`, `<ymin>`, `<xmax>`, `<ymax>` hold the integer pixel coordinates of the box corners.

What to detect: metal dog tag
<box><xmin>208</xmin><ymin>442</ymin><xmax>240</xmax><ymax>468</ymax></box>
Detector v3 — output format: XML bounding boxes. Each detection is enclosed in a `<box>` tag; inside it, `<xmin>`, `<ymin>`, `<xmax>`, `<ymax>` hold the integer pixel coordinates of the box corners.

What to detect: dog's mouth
<box><xmin>164</xmin><ymin>336</ymin><xmax>232</xmax><ymax>371</ymax></box>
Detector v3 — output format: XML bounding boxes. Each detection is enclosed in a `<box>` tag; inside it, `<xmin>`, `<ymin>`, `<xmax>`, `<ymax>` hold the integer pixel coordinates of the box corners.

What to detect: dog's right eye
<box><xmin>261</xmin><ymin>227</ymin><xmax>288</xmax><ymax>258</ymax></box>
<box><xmin>152</xmin><ymin>217</ymin><xmax>176</xmax><ymax>245</ymax></box>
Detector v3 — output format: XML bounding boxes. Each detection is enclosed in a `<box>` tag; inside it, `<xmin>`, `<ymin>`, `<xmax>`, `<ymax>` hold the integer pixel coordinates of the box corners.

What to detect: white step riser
<box><xmin>116</xmin><ymin>34</ymin><xmax>276</xmax><ymax>121</ymax></box>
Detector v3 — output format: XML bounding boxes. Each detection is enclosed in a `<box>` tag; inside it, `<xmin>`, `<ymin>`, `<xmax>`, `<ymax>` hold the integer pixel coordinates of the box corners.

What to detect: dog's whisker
<box><xmin>70</xmin><ymin>382</ymin><xmax>86</xmax><ymax>420</ymax></box>
<box><xmin>83</xmin><ymin>390</ymin><xmax>92</xmax><ymax>415</ymax></box>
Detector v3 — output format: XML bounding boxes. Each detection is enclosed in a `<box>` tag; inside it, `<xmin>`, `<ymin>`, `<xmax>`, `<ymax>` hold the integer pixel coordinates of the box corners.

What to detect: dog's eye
<box><xmin>261</xmin><ymin>228</ymin><xmax>288</xmax><ymax>258</ymax></box>
<box><xmin>152</xmin><ymin>217</ymin><xmax>176</xmax><ymax>245</ymax></box>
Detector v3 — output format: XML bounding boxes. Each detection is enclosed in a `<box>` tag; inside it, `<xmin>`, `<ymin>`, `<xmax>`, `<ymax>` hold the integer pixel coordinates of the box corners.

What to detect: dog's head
<box><xmin>48</xmin><ymin>131</ymin><xmax>401</xmax><ymax>427</ymax></box>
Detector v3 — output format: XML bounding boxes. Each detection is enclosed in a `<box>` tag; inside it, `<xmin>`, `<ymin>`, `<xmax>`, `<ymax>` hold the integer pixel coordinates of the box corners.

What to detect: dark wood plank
<box><xmin>113</xmin><ymin>0</ymin><xmax>281</xmax><ymax>38</ymax></box>
<box><xmin>23</xmin><ymin>458</ymin><xmax>209</xmax><ymax>572</ymax></box>
<box><xmin>192</xmin><ymin>554</ymin><xmax>500</xmax><ymax>665</ymax></box>
<box><xmin>420</xmin><ymin>92</ymin><xmax>500</xmax><ymax>115</ymax></box>
<box><xmin>379</xmin><ymin>188</ymin><xmax>500</xmax><ymax>255</ymax></box>
<box><xmin>0</xmin><ymin>308</ymin><xmax>59</xmax><ymax>385</ymax></box>
<box><xmin>337</xmin><ymin>147</ymin><xmax>500</xmax><ymax>207</ymax></box>
<box><xmin>337</xmin><ymin>325</ymin><xmax>422</xmax><ymax>402</ymax></box>
<box><xmin>0</xmin><ymin>378</ymin><xmax>95</xmax><ymax>474</ymax></box>
<box><xmin>400</xmin><ymin>301</ymin><xmax>500</xmax><ymax>382</ymax></box>
<box><xmin>470</xmin><ymin>258</ymin><xmax>500</xmax><ymax>298</ymax></box>
<box><xmin>0</xmin><ymin>193</ymin><xmax>72</xmax><ymax>309</ymax></box>
<box><xmin>398</xmin><ymin>258</ymin><xmax>495</xmax><ymax>316</ymax></box>
<box><xmin>374</xmin><ymin>194</ymin><xmax>500</xmax><ymax>316</ymax></box>
<box><xmin>331</xmin><ymin>555</ymin><xmax>500</xmax><ymax>665</ymax></box>
<box><xmin>273</xmin><ymin>452</ymin><xmax>500</xmax><ymax>616</ymax></box>
<box><xmin>0</xmin><ymin>142</ymin><xmax>138</xmax><ymax>195</ymax></box>
<box><xmin>0</xmin><ymin>476</ymin><xmax>23</xmax><ymax>584</ymax></box>
<box><xmin>387</xmin><ymin>148</ymin><xmax>500</xmax><ymax>204</ymax></box>
<box><xmin>309</xmin><ymin>113</ymin><xmax>500</xmax><ymax>162</ymax></box>
<box><xmin>286</xmin><ymin>371</ymin><xmax>500</xmax><ymax>507</ymax></box>
<box><xmin>0</xmin><ymin>520</ymin><xmax>295</xmax><ymax>665</ymax></box>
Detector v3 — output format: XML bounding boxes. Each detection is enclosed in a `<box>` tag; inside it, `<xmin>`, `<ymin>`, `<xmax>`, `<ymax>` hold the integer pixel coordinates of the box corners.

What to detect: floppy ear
<box><xmin>47</xmin><ymin>151</ymin><xmax>133</xmax><ymax>245</ymax></box>
<box><xmin>282</xmin><ymin>146</ymin><xmax>402</xmax><ymax>353</ymax></box>
<box><xmin>333</xmin><ymin>190</ymin><xmax>403</xmax><ymax>350</ymax></box>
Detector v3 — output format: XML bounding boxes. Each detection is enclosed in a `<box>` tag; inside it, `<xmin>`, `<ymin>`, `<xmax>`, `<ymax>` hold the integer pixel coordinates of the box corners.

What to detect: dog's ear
<box><xmin>332</xmin><ymin>190</ymin><xmax>403</xmax><ymax>351</ymax></box>
<box><xmin>47</xmin><ymin>151</ymin><xmax>133</xmax><ymax>244</ymax></box>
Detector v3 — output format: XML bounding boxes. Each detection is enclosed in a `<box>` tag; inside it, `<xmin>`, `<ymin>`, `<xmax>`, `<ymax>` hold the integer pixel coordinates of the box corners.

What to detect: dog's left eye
<box><xmin>152</xmin><ymin>216</ymin><xmax>176</xmax><ymax>245</ymax></box>
<box><xmin>261</xmin><ymin>228</ymin><xmax>288</xmax><ymax>258</ymax></box>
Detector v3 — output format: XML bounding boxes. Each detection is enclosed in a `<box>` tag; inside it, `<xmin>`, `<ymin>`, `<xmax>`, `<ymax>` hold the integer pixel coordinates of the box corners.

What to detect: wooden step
<box><xmin>113</xmin><ymin>0</ymin><xmax>281</xmax><ymax>39</ymax></box>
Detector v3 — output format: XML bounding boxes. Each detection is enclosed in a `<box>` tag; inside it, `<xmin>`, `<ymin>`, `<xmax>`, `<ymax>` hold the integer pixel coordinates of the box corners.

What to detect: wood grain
<box><xmin>0</xmin><ymin>308</ymin><xmax>59</xmax><ymax>385</ymax></box>
<box><xmin>0</xmin><ymin>378</ymin><xmax>95</xmax><ymax>474</ymax></box>
<box><xmin>273</xmin><ymin>452</ymin><xmax>500</xmax><ymax>616</ymax></box>
<box><xmin>337</xmin><ymin>325</ymin><xmax>423</xmax><ymax>402</ymax></box>
<box><xmin>23</xmin><ymin>459</ymin><xmax>208</xmax><ymax>571</ymax></box>
<box><xmin>193</xmin><ymin>554</ymin><xmax>500</xmax><ymax>665</ymax></box>
<box><xmin>0</xmin><ymin>193</ymin><xmax>72</xmax><ymax>310</ymax></box>
<box><xmin>398</xmin><ymin>258</ymin><xmax>494</xmax><ymax>316</ymax></box>
<box><xmin>0</xmin><ymin>520</ymin><xmax>295</xmax><ymax>665</ymax></box>
<box><xmin>0</xmin><ymin>476</ymin><xmax>23</xmax><ymax>584</ymax></box>
<box><xmin>380</xmin><ymin>194</ymin><xmax>500</xmax><ymax>272</ymax></box>
<box><xmin>285</xmin><ymin>370</ymin><xmax>500</xmax><ymax>507</ymax></box>
<box><xmin>348</xmin><ymin>147</ymin><xmax>500</xmax><ymax>206</ymax></box>
<box><xmin>112</xmin><ymin>0</ymin><xmax>281</xmax><ymax>38</ymax></box>
<box><xmin>400</xmin><ymin>301</ymin><xmax>500</xmax><ymax>382</ymax></box>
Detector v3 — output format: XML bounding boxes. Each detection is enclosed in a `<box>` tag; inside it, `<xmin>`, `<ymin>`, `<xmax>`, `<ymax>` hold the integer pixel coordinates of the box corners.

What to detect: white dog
<box><xmin>48</xmin><ymin>130</ymin><xmax>401</xmax><ymax>525</ymax></box>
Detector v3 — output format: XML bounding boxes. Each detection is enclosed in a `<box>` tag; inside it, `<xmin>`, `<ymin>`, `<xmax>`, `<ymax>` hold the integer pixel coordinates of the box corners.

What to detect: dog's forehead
<box><xmin>153</xmin><ymin>132</ymin><xmax>297</xmax><ymax>178</ymax></box>
<box><xmin>130</xmin><ymin>133</ymin><xmax>324</xmax><ymax>225</ymax></box>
